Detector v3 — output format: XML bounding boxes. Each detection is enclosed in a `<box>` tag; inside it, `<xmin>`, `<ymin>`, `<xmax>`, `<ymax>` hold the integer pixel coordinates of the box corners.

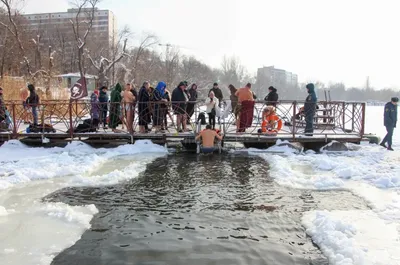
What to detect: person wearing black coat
<box><xmin>138</xmin><ymin>81</ymin><xmax>151</xmax><ymax>133</ymax></box>
<box><xmin>264</xmin><ymin>86</ymin><xmax>279</xmax><ymax>106</ymax></box>
<box><xmin>380</xmin><ymin>97</ymin><xmax>398</xmax><ymax>151</ymax></box>
<box><xmin>98</xmin><ymin>86</ymin><xmax>109</xmax><ymax>128</ymax></box>
<box><xmin>26</xmin><ymin>84</ymin><xmax>40</xmax><ymax>126</ymax></box>
<box><xmin>186</xmin><ymin>84</ymin><xmax>198</xmax><ymax>124</ymax></box>
<box><xmin>171</xmin><ymin>81</ymin><xmax>189</xmax><ymax>132</ymax></box>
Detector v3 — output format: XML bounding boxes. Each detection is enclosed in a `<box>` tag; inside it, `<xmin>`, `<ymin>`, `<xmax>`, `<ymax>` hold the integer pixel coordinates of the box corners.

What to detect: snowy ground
<box><xmin>0</xmin><ymin>105</ymin><xmax>399</xmax><ymax>265</ymax></box>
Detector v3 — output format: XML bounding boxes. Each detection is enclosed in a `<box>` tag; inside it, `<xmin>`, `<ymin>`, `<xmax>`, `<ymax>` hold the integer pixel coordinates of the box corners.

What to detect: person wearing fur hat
<box><xmin>26</xmin><ymin>84</ymin><xmax>40</xmax><ymax>126</ymax></box>
<box><xmin>380</xmin><ymin>97</ymin><xmax>398</xmax><ymax>151</ymax></box>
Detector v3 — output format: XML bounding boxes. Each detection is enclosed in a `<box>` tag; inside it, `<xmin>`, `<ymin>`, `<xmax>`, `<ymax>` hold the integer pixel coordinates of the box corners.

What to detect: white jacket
<box><xmin>205</xmin><ymin>97</ymin><xmax>219</xmax><ymax>114</ymax></box>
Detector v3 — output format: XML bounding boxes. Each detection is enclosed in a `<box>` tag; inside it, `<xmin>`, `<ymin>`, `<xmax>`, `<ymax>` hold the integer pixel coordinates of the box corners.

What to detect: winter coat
<box><xmin>171</xmin><ymin>87</ymin><xmax>188</xmax><ymax>114</ymax></box>
<box><xmin>205</xmin><ymin>97</ymin><xmax>219</xmax><ymax>114</ymax></box>
<box><xmin>0</xmin><ymin>95</ymin><xmax>5</xmax><ymax>120</ymax></box>
<box><xmin>209</xmin><ymin>87</ymin><xmax>223</xmax><ymax>103</ymax></box>
<box><xmin>26</xmin><ymin>90</ymin><xmax>39</xmax><ymax>106</ymax></box>
<box><xmin>264</xmin><ymin>88</ymin><xmax>279</xmax><ymax>106</ymax></box>
<box><xmin>187</xmin><ymin>87</ymin><xmax>198</xmax><ymax>103</ymax></box>
<box><xmin>230</xmin><ymin>94</ymin><xmax>238</xmax><ymax>113</ymax></box>
<box><xmin>109</xmin><ymin>83</ymin><xmax>123</xmax><ymax>128</ymax></box>
<box><xmin>304</xmin><ymin>84</ymin><xmax>317</xmax><ymax>117</ymax></box>
<box><xmin>90</xmin><ymin>92</ymin><xmax>100</xmax><ymax>120</ymax></box>
<box><xmin>384</xmin><ymin>102</ymin><xmax>397</xmax><ymax>128</ymax></box>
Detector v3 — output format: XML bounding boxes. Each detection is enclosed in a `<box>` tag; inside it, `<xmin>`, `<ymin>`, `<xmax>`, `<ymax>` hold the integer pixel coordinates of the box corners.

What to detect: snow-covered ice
<box><xmin>1</xmin><ymin>105</ymin><xmax>399</xmax><ymax>265</ymax></box>
<box><xmin>0</xmin><ymin>140</ymin><xmax>167</xmax><ymax>265</ymax></box>
<box><xmin>252</xmin><ymin>106</ymin><xmax>400</xmax><ymax>265</ymax></box>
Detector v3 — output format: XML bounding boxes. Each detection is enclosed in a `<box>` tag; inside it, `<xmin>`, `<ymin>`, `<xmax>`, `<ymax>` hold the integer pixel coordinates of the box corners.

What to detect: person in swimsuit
<box><xmin>195</xmin><ymin>125</ymin><xmax>224</xmax><ymax>153</ymax></box>
<box><xmin>123</xmin><ymin>83</ymin><xmax>135</xmax><ymax>133</ymax></box>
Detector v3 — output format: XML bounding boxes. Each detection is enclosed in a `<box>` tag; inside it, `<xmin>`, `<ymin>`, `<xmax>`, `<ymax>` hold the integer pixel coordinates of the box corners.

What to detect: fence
<box><xmin>0</xmin><ymin>99</ymin><xmax>365</xmax><ymax>140</ymax></box>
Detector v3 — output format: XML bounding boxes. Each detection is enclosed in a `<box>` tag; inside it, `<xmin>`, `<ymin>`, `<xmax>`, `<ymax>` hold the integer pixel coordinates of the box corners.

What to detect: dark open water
<box><xmin>46</xmin><ymin>153</ymin><xmax>368</xmax><ymax>265</ymax></box>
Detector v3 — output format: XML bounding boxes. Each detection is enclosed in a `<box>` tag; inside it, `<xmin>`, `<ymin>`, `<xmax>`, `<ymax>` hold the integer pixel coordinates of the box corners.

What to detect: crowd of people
<box><xmin>86</xmin><ymin>80</ymin><xmax>322</xmax><ymax>138</ymax></box>
<box><xmin>0</xmin><ymin>81</ymin><xmax>320</xmax><ymax>138</ymax></box>
<box><xmin>1</xmin><ymin>80</ymin><xmax>398</xmax><ymax>152</ymax></box>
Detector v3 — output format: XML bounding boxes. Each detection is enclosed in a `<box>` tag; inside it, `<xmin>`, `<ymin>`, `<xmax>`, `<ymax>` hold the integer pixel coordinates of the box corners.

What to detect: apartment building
<box><xmin>21</xmin><ymin>8</ymin><xmax>117</xmax><ymax>71</ymax></box>
<box><xmin>255</xmin><ymin>66</ymin><xmax>298</xmax><ymax>97</ymax></box>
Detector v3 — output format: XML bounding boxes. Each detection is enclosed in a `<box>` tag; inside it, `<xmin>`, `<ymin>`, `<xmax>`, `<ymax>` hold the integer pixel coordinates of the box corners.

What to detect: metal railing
<box><xmin>0</xmin><ymin>99</ymin><xmax>366</xmax><ymax>140</ymax></box>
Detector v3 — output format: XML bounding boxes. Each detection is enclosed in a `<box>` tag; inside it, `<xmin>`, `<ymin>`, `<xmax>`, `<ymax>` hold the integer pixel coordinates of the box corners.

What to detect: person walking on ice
<box><xmin>380</xmin><ymin>97</ymin><xmax>398</xmax><ymax>151</ymax></box>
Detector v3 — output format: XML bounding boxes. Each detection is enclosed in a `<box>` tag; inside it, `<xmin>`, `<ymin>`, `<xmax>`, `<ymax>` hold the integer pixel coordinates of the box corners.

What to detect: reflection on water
<box><xmin>47</xmin><ymin>153</ymin><xmax>368</xmax><ymax>265</ymax></box>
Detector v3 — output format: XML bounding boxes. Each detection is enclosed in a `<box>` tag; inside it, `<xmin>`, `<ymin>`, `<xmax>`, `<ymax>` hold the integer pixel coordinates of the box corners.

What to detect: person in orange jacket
<box><xmin>259</xmin><ymin>106</ymin><xmax>282</xmax><ymax>135</ymax></box>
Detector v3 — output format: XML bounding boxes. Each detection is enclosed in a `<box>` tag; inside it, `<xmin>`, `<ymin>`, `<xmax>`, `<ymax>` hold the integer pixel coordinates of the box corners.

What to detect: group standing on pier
<box><xmin>0</xmin><ymin>80</ymin><xmax>397</xmax><ymax>151</ymax></box>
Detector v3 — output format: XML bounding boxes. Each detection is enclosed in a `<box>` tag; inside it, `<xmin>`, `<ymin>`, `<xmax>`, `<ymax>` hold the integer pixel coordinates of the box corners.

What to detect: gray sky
<box><xmin>21</xmin><ymin>0</ymin><xmax>400</xmax><ymax>89</ymax></box>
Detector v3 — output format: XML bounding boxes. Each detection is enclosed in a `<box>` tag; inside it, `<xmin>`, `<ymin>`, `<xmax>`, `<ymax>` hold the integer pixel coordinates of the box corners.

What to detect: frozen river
<box><xmin>0</xmin><ymin>105</ymin><xmax>399</xmax><ymax>265</ymax></box>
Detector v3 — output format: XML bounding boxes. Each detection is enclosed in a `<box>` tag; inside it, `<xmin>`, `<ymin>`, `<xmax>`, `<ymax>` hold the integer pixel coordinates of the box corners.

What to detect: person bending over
<box><xmin>195</xmin><ymin>125</ymin><xmax>223</xmax><ymax>153</ymax></box>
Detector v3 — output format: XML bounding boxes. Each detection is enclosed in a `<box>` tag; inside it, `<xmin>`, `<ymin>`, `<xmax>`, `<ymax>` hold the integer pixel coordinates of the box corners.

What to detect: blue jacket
<box><xmin>384</xmin><ymin>102</ymin><xmax>397</xmax><ymax>128</ymax></box>
<box><xmin>304</xmin><ymin>83</ymin><xmax>317</xmax><ymax>116</ymax></box>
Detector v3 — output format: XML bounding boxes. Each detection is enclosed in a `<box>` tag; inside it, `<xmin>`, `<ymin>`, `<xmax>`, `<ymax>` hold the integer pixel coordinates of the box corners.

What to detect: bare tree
<box><xmin>220</xmin><ymin>55</ymin><xmax>245</xmax><ymax>86</ymax></box>
<box><xmin>69</xmin><ymin>0</ymin><xmax>100</xmax><ymax>78</ymax></box>
<box><xmin>86</xmin><ymin>26</ymin><xmax>130</xmax><ymax>85</ymax></box>
<box><xmin>0</xmin><ymin>0</ymin><xmax>33</xmax><ymax>77</ymax></box>
<box><xmin>129</xmin><ymin>33</ymin><xmax>158</xmax><ymax>82</ymax></box>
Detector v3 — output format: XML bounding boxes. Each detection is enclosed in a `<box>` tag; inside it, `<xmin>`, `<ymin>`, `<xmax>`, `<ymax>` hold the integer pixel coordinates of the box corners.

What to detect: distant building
<box><xmin>21</xmin><ymin>8</ymin><xmax>117</xmax><ymax>72</ymax></box>
<box><xmin>255</xmin><ymin>66</ymin><xmax>298</xmax><ymax>97</ymax></box>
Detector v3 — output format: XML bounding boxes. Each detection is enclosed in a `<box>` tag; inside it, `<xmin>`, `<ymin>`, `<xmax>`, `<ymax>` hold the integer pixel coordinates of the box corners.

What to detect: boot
<box><xmin>380</xmin><ymin>142</ymin><xmax>387</xmax><ymax>148</ymax></box>
<box><xmin>388</xmin><ymin>146</ymin><xmax>394</xmax><ymax>151</ymax></box>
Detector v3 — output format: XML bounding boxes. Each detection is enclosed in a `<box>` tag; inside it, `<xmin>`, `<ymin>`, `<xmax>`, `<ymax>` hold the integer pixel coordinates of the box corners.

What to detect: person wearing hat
<box><xmin>26</xmin><ymin>84</ymin><xmax>40</xmax><ymax>126</ymax></box>
<box><xmin>303</xmin><ymin>83</ymin><xmax>317</xmax><ymax>136</ymax></box>
<box><xmin>171</xmin><ymin>81</ymin><xmax>189</xmax><ymax>132</ymax></box>
<box><xmin>380</xmin><ymin>97</ymin><xmax>398</xmax><ymax>151</ymax></box>
<box><xmin>264</xmin><ymin>86</ymin><xmax>279</xmax><ymax>107</ymax></box>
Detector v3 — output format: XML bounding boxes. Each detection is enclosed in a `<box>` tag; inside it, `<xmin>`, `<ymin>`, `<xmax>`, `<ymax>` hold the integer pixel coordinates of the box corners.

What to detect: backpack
<box><xmin>198</xmin><ymin>112</ymin><xmax>207</xmax><ymax>125</ymax></box>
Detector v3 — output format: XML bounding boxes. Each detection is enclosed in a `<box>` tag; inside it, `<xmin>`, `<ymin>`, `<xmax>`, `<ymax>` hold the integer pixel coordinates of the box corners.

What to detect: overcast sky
<box><xmin>20</xmin><ymin>0</ymin><xmax>400</xmax><ymax>89</ymax></box>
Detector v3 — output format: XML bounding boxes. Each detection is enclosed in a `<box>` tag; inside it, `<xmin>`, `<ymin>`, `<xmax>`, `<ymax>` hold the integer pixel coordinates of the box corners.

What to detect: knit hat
<box><xmin>392</xmin><ymin>97</ymin><xmax>399</xmax><ymax>103</ymax></box>
<box><xmin>213</xmin><ymin>82</ymin><xmax>218</xmax><ymax>86</ymax></box>
<box><xmin>27</xmin><ymin>84</ymin><xmax>35</xmax><ymax>91</ymax></box>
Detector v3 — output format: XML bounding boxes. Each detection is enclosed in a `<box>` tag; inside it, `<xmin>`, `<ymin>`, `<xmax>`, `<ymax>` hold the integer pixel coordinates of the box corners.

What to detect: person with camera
<box><xmin>205</xmin><ymin>91</ymin><xmax>219</xmax><ymax>130</ymax></box>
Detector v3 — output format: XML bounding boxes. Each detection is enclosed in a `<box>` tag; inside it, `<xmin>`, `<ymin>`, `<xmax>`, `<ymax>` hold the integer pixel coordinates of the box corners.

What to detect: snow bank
<box><xmin>255</xmin><ymin>140</ymin><xmax>400</xmax><ymax>265</ymax></box>
<box><xmin>0</xmin><ymin>140</ymin><xmax>168</xmax><ymax>265</ymax></box>
<box><xmin>303</xmin><ymin>210</ymin><xmax>400</xmax><ymax>265</ymax></box>
<box><xmin>0</xmin><ymin>140</ymin><xmax>167</xmax><ymax>190</ymax></box>
<box><xmin>37</xmin><ymin>203</ymin><xmax>98</xmax><ymax>229</ymax></box>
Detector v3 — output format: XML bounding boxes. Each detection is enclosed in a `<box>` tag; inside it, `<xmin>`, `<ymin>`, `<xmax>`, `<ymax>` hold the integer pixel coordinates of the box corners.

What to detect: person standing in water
<box><xmin>380</xmin><ymin>97</ymin><xmax>398</xmax><ymax>151</ymax></box>
<box><xmin>195</xmin><ymin>124</ymin><xmax>224</xmax><ymax>153</ymax></box>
